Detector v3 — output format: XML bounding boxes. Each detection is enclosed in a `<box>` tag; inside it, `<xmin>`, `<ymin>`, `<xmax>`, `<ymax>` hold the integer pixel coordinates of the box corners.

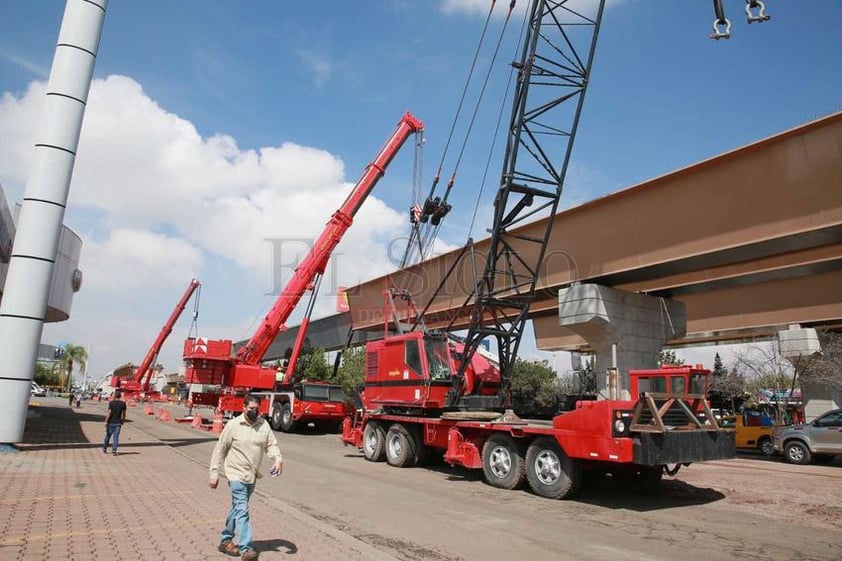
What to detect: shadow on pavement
<box><xmin>574</xmin><ymin>474</ymin><xmax>726</xmax><ymax>511</ymax></box>
<box><xmin>20</xmin><ymin>405</ymin><xmax>102</xmax><ymax>446</ymax></box>
<box><xmin>253</xmin><ymin>538</ymin><xmax>298</xmax><ymax>554</ymax></box>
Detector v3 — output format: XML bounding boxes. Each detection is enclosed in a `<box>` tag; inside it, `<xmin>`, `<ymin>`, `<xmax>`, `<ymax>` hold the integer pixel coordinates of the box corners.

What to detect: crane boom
<box><xmin>449</xmin><ymin>0</ymin><xmax>605</xmax><ymax>410</ymax></box>
<box><xmin>236</xmin><ymin>112</ymin><xmax>424</xmax><ymax>366</ymax></box>
<box><xmin>114</xmin><ymin>278</ymin><xmax>201</xmax><ymax>395</ymax></box>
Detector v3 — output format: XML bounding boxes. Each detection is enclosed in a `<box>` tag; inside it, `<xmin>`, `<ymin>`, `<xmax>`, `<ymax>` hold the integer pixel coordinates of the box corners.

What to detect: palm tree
<box><xmin>61</xmin><ymin>343</ymin><xmax>88</xmax><ymax>393</ymax></box>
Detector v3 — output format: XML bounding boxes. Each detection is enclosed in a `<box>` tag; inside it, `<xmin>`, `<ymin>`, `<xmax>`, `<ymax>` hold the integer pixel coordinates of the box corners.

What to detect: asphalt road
<box><xmin>130</xmin><ymin>406</ymin><xmax>841</xmax><ymax>561</ymax></box>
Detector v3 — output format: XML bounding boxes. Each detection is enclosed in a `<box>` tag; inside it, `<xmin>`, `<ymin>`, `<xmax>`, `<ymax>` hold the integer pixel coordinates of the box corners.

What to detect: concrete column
<box><xmin>777</xmin><ymin>325</ymin><xmax>829</xmax><ymax>421</ymax></box>
<box><xmin>558</xmin><ymin>284</ymin><xmax>686</xmax><ymax>400</ymax></box>
<box><xmin>0</xmin><ymin>0</ymin><xmax>107</xmax><ymax>443</ymax></box>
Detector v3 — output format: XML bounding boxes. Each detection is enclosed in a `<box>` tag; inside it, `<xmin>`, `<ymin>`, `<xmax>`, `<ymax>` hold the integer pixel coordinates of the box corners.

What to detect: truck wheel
<box><xmin>279</xmin><ymin>403</ymin><xmax>296</xmax><ymax>433</ymax></box>
<box><xmin>385</xmin><ymin>424</ymin><xmax>417</xmax><ymax>468</ymax></box>
<box><xmin>269</xmin><ymin>402</ymin><xmax>284</xmax><ymax>431</ymax></box>
<box><xmin>525</xmin><ymin>437</ymin><xmax>581</xmax><ymax>500</ymax></box>
<box><xmin>482</xmin><ymin>433</ymin><xmax>526</xmax><ymax>490</ymax></box>
<box><xmin>784</xmin><ymin>441</ymin><xmax>811</xmax><ymax>464</ymax></box>
<box><xmin>758</xmin><ymin>436</ymin><xmax>775</xmax><ymax>457</ymax></box>
<box><xmin>363</xmin><ymin>423</ymin><xmax>386</xmax><ymax>462</ymax></box>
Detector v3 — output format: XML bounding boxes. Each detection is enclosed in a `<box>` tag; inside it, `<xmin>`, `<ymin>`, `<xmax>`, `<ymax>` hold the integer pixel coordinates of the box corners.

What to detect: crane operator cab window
<box><xmin>424</xmin><ymin>338</ymin><xmax>453</xmax><ymax>381</ymax></box>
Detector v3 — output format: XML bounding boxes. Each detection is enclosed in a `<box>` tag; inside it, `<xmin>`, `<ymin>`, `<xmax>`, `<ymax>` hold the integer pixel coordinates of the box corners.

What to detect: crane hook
<box><xmin>745</xmin><ymin>0</ymin><xmax>771</xmax><ymax>24</ymax></box>
<box><xmin>710</xmin><ymin>0</ymin><xmax>731</xmax><ymax>40</ymax></box>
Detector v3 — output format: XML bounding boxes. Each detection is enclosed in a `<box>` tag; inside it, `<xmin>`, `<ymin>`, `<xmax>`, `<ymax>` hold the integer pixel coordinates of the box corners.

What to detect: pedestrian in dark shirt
<box><xmin>103</xmin><ymin>390</ymin><xmax>127</xmax><ymax>456</ymax></box>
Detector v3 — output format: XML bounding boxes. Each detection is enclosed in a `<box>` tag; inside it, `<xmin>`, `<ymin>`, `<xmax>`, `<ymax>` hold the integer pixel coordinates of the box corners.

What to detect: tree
<box><xmin>60</xmin><ymin>343</ymin><xmax>88</xmax><ymax>392</ymax></box>
<box><xmin>510</xmin><ymin>358</ymin><xmax>561</xmax><ymax>415</ymax></box>
<box><xmin>34</xmin><ymin>361</ymin><xmax>62</xmax><ymax>387</ymax></box>
<box><xmin>732</xmin><ymin>343</ymin><xmax>794</xmax><ymax>422</ymax></box>
<box><xmin>659</xmin><ymin>350</ymin><xmax>685</xmax><ymax>366</ymax></box>
<box><xmin>292</xmin><ymin>340</ymin><xmax>331</xmax><ymax>381</ymax></box>
<box><xmin>708</xmin><ymin>352</ymin><xmax>729</xmax><ymax>409</ymax></box>
<box><xmin>335</xmin><ymin>346</ymin><xmax>366</xmax><ymax>402</ymax></box>
<box><xmin>800</xmin><ymin>329</ymin><xmax>842</xmax><ymax>392</ymax></box>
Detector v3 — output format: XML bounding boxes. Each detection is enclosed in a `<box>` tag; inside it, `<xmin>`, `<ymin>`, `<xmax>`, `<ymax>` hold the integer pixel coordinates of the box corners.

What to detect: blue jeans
<box><xmin>221</xmin><ymin>480</ymin><xmax>255</xmax><ymax>552</ymax></box>
<box><xmin>103</xmin><ymin>423</ymin><xmax>122</xmax><ymax>452</ymax></box>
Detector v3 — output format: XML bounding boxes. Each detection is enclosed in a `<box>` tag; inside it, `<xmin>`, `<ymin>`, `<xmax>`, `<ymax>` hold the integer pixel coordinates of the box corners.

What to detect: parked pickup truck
<box><xmin>774</xmin><ymin>408</ymin><xmax>842</xmax><ymax>465</ymax></box>
<box><xmin>720</xmin><ymin>412</ymin><xmax>776</xmax><ymax>456</ymax></box>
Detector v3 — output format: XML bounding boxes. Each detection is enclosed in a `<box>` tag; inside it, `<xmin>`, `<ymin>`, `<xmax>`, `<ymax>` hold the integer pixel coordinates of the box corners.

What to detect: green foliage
<box><xmin>578</xmin><ymin>355</ymin><xmax>597</xmax><ymax>394</ymax></box>
<box><xmin>659</xmin><ymin>349</ymin><xmax>685</xmax><ymax>366</ymax></box>
<box><xmin>60</xmin><ymin>343</ymin><xmax>88</xmax><ymax>391</ymax></box>
<box><xmin>292</xmin><ymin>340</ymin><xmax>331</xmax><ymax>381</ymax></box>
<box><xmin>335</xmin><ymin>346</ymin><xmax>366</xmax><ymax>399</ymax></box>
<box><xmin>34</xmin><ymin>361</ymin><xmax>62</xmax><ymax>387</ymax></box>
<box><xmin>511</xmin><ymin>358</ymin><xmax>558</xmax><ymax>406</ymax></box>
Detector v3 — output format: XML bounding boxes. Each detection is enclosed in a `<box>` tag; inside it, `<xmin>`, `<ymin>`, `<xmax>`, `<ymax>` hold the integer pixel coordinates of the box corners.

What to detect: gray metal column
<box><xmin>0</xmin><ymin>0</ymin><xmax>107</xmax><ymax>443</ymax></box>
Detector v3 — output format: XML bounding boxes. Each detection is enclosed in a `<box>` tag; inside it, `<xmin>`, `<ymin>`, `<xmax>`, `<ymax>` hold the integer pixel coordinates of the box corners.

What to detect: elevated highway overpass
<box><xmin>263</xmin><ymin>111</ymin><xmax>842</xmax><ymax>360</ymax></box>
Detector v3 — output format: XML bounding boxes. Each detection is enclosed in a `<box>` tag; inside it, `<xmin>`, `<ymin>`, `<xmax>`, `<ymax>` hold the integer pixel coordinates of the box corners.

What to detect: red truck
<box><xmin>343</xmin><ymin>352</ymin><xmax>734</xmax><ymax>498</ymax></box>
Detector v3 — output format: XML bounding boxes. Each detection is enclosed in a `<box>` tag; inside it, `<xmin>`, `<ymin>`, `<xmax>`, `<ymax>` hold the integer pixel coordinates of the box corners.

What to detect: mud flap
<box><xmin>633</xmin><ymin>430</ymin><xmax>736</xmax><ymax>465</ymax></box>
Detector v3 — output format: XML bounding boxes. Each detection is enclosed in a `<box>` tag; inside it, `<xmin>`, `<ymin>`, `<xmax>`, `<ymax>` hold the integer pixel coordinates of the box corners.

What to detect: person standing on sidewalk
<box><xmin>103</xmin><ymin>390</ymin><xmax>126</xmax><ymax>456</ymax></box>
<box><xmin>209</xmin><ymin>394</ymin><xmax>283</xmax><ymax>561</ymax></box>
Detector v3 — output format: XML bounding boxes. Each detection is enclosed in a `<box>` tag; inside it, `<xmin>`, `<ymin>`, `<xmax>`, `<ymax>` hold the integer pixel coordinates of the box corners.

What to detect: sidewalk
<box><xmin>0</xmin><ymin>398</ymin><xmax>399</xmax><ymax>561</ymax></box>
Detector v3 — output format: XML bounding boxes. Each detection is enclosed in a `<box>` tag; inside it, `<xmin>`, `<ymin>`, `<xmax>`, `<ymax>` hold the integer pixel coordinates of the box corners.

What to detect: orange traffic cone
<box><xmin>211</xmin><ymin>410</ymin><xmax>224</xmax><ymax>434</ymax></box>
<box><xmin>143</xmin><ymin>403</ymin><xmax>154</xmax><ymax>415</ymax></box>
<box><xmin>157</xmin><ymin>408</ymin><xmax>171</xmax><ymax>422</ymax></box>
<box><xmin>191</xmin><ymin>414</ymin><xmax>204</xmax><ymax>429</ymax></box>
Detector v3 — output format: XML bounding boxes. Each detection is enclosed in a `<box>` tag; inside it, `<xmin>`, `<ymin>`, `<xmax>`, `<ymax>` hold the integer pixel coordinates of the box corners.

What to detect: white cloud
<box><xmin>295</xmin><ymin>49</ymin><xmax>332</xmax><ymax>88</ymax></box>
<box><xmin>80</xmin><ymin>228</ymin><xmax>203</xmax><ymax>293</ymax></box>
<box><xmin>1</xmin><ymin>74</ymin><xmax>413</xmax><ymax>376</ymax></box>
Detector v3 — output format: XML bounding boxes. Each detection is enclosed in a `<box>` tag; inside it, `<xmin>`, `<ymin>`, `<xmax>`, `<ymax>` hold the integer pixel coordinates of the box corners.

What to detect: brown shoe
<box><xmin>218</xmin><ymin>540</ymin><xmax>239</xmax><ymax>556</ymax></box>
<box><xmin>241</xmin><ymin>549</ymin><xmax>259</xmax><ymax>561</ymax></box>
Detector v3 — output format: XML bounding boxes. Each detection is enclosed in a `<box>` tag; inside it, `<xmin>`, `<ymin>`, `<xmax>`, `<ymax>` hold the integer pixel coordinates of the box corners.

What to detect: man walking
<box><xmin>210</xmin><ymin>394</ymin><xmax>283</xmax><ymax>561</ymax></box>
<box><xmin>103</xmin><ymin>390</ymin><xmax>126</xmax><ymax>456</ymax></box>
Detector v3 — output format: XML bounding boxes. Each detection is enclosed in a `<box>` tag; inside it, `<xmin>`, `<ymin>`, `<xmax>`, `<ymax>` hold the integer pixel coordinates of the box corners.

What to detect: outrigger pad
<box><xmin>633</xmin><ymin>430</ymin><xmax>736</xmax><ymax>465</ymax></box>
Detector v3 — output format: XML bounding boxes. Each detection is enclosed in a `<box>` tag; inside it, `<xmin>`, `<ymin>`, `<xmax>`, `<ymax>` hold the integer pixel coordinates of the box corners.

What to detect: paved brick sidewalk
<box><xmin>0</xmin><ymin>399</ymin><xmax>399</xmax><ymax>561</ymax></box>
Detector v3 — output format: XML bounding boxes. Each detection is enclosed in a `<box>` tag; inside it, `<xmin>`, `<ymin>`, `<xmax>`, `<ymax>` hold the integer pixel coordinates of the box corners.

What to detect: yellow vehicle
<box><xmin>721</xmin><ymin>412</ymin><xmax>776</xmax><ymax>456</ymax></box>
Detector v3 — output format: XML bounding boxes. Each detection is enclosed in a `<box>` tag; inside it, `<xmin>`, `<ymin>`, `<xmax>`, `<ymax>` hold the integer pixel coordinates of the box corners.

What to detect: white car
<box><xmin>30</xmin><ymin>382</ymin><xmax>47</xmax><ymax>397</ymax></box>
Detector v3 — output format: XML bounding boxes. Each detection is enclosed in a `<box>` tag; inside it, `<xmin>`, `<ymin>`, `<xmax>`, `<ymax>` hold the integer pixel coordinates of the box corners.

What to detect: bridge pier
<box><xmin>558</xmin><ymin>284</ymin><xmax>686</xmax><ymax>400</ymax></box>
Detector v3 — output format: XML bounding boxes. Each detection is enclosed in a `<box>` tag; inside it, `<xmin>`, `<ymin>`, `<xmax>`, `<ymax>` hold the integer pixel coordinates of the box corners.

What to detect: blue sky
<box><xmin>1</xmin><ymin>1</ymin><xmax>840</xmax><ymax>380</ymax></box>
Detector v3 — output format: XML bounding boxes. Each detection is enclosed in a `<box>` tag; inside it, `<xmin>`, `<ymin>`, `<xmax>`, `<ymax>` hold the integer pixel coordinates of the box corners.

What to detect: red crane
<box><xmin>184</xmin><ymin>113</ymin><xmax>424</xmax><ymax>430</ymax></box>
<box><xmin>112</xmin><ymin>278</ymin><xmax>201</xmax><ymax>399</ymax></box>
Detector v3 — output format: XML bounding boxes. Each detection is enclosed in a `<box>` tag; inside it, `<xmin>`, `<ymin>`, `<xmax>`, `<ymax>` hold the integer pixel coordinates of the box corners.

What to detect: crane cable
<box><xmin>425</xmin><ymin>0</ymin><xmax>519</xmax><ymax>259</ymax></box>
<box><xmin>468</xmin><ymin>1</ymin><xmax>528</xmax><ymax>240</ymax></box>
<box><xmin>187</xmin><ymin>282</ymin><xmax>201</xmax><ymax>340</ymax></box>
<box><xmin>399</xmin><ymin>0</ymin><xmax>500</xmax><ymax>269</ymax></box>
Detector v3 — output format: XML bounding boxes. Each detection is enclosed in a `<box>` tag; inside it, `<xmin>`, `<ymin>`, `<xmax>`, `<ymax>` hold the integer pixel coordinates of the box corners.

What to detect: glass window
<box><xmin>636</xmin><ymin>376</ymin><xmax>666</xmax><ymax>393</ymax></box>
<box><xmin>405</xmin><ymin>339</ymin><xmax>422</xmax><ymax>375</ymax></box>
<box><xmin>424</xmin><ymin>338</ymin><xmax>453</xmax><ymax>381</ymax></box>
<box><xmin>301</xmin><ymin>384</ymin><xmax>329</xmax><ymax>402</ymax></box>
<box><xmin>816</xmin><ymin>411</ymin><xmax>842</xmax><ymax>427</ymax></box>
<box><xmin>690</xmin><ymin>374</ymin><xmax>707</xmax><ymax>395</ymax></box>
<box><xmin>670</xmin><ymin>376</ymin><xmax>686</xmax><ymax>394</ymax></box>
<box><xmin>328</xmin><ymin>386</ymin><xmax>346</xmax><ymax>402</ymax></box>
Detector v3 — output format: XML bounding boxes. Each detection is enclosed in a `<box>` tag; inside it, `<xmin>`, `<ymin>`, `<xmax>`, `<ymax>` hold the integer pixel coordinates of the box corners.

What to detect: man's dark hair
<box><xmin>114</xmin><ymin>390</ymin><xmax>122</xmax><ymax>399</ymax></box>
<box><xmin>244</xmin><ymin>394</ymin><xmax>261</xmax><ymax>406</ymax></box>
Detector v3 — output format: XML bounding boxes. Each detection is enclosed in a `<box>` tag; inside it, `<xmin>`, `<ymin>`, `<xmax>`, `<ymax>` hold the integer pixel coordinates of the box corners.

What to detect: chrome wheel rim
<box><xmin>533</xmin><ymin>449</ymin><xmax>561</xmax><ymax>485</ymax></box>
<box><xmin>489</xmin><ymin>446</ymin><xmax>513</xmax><ymax>478</ymax></box>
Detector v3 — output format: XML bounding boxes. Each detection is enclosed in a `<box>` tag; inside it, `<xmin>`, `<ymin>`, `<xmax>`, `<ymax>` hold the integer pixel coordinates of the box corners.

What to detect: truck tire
<box><xmin>363</xmin><ymin>423</ymin><xmax>386</xmax><ymax>462</ymax></box>
<box><xmin>525</xmin><ymin>437</ymin><xmax>581</xmax><ymax>500</ymax></box>
<box><xmin>385</xmin><ymin>424</ymin><xmax>417</xmax><ymax>468</ymax></box>
<box><xmin>279</xmin><ymin>402</ymin><xmax>296</xmax><ymax>433</ymax></box>
<box><xmin>758</xmin><ymin>436</ymin><xmax>775</xmax><ymax>457</ymax></box>
<box><xmin>270</xmin><ymin>402</ymin><xmax>284</xmax><ymax>431</ymax></box>
<box><xmin>482</xmin><ymin>433</ymin><xmax>526</xmax><ymax>490</ymax></box>
<box><xmin>784</xmin><ymin>441</ymin><xmax>811</xmax><ymax>464</ymax></box>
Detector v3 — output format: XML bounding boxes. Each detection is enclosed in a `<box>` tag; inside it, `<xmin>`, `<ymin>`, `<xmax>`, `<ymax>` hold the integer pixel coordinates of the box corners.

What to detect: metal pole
<box><xmin>0</xmin><ymin>0</ymin><xmax>107</xmax><ymax>443</ymax></box>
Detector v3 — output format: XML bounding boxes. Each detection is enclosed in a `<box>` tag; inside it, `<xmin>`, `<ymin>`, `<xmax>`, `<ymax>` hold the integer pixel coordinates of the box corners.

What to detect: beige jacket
<box><xmin>209</xmin><ymin>415</ymin><xmax>282</xmax><ymax>485</ymax></box>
